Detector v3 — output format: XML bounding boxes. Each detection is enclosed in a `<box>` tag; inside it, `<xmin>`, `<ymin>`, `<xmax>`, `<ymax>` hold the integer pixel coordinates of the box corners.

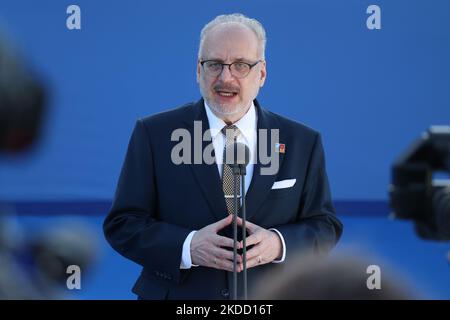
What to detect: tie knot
<box><xmin>221</xmin><ymin>125</ymin><xmax>241</xmax><ymax>141</ymax></box>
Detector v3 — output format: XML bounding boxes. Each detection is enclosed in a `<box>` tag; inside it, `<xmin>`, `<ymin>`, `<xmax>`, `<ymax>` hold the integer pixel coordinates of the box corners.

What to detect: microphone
<box><xmin>224</xmin><ymin>142</ymin><xmax>250</xmax><ymax>174</ymax></box>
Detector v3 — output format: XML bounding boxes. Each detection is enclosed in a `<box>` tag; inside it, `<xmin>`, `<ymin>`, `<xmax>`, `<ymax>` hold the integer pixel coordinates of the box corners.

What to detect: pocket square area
<box><xmin>271</xmin><ymin>179</ymin><xmax>296</xmax><ymax>189</ymax></box>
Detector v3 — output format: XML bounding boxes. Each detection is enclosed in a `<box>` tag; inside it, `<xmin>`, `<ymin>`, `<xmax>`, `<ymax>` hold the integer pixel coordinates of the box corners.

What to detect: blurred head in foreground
<box><xmin>251</xmin><ymin>252</ymin><xmax>417</xmax><ymax>300</ymax></box>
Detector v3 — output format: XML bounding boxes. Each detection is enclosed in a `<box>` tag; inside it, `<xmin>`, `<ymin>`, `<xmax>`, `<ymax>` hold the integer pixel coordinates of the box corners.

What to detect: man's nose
<box><xmin>218</xmin><ymin>65</ymin><xmax>234</xmax><ymax>81</ymax></box>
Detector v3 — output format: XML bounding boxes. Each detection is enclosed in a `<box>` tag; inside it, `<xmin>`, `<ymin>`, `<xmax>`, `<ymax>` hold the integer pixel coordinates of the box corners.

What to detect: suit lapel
<box><xmin>184</xmin><ymin>99</ymin><xmax>228</xmax><ymax>221</ymax></box>
<box><xmin>245</xmin><ymin>100</ymin><xmax>285</xmax><ymax>221</ymax></box>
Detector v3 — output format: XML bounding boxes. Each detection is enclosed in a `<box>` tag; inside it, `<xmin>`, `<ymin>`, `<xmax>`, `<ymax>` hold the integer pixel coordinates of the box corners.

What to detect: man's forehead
<box><xmin>202</xmin><ymin>23</ymin><xmax>259</xmax><ymax>60</ymax></box>
<box><xmin>206</xmin><ymin>23</ymin><xmax>256</xmax><ymax>43</ymax></box>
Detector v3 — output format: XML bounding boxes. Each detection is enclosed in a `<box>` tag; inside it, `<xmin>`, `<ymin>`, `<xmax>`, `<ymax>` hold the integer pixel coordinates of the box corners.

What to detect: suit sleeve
<box><xmin>275</xmin><ymin>133</ymin><xmax>343</xmax><ymax>259</ymax></box>
<box><xmin>103</xmin><ymin>119</ymin><xmax>191</xmax><ymax>283</ymax></box>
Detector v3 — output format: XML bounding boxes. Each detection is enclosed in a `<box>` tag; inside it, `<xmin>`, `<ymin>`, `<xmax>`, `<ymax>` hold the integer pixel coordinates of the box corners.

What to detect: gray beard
<box><xmin>204</xmin><ymin>97</ymin><xmax>248</xmax><ymax>117</ymax></box>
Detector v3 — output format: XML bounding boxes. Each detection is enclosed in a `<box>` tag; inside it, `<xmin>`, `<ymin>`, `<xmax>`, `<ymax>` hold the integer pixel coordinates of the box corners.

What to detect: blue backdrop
<box><xmin>0</xmin><ymin>0</ymin><xmax>449</xmax><ymax>299</ymax></box>
<box><xmin>1</xmin><ymin>0</ymin><xmax>449</xmax><ymax>201</ymax></box>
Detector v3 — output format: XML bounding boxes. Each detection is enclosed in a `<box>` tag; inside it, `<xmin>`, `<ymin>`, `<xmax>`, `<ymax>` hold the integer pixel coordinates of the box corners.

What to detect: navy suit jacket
<box><xmin>103</xmin><ymin>99</ymin><xmax>343</xmax><ymax>299</ymax></box>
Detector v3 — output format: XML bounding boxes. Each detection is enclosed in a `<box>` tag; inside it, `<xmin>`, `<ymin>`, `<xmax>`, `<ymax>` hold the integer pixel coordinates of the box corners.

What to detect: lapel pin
<box><xmin>275</xmin><ymin>143</ymin><xmax>285</xmax><ymax>154</ymax></box>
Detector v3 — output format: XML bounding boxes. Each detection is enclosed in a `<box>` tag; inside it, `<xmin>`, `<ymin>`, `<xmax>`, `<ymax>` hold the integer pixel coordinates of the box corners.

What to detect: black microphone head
<box><xmin>225</xmin><ymin>142</ymin><xmax>250</xmax><ymax>167</ymax></box>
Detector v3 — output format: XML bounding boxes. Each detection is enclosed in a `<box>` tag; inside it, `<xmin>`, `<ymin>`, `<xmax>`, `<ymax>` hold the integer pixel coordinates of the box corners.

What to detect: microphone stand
<box><xmin>239</xmin><ymin>163</ymin><xmax>247</xmax><ymax>300</ymax></box>
<box><xmin>232</xmin><ymin>171</ymin><xmax>238</xmax><ymax>300</ymax></box>
<box><xmin>231</xmin><ymin>163</ymin><xmax>248</xmax><ymax>300</ymax></box>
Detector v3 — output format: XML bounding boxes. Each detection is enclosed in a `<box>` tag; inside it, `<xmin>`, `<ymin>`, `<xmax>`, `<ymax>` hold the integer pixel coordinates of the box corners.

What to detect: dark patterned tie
<box><xmin>221</xmin><ymin>125</ymin><xmax>241</xmax><ymax>215</ymax></box>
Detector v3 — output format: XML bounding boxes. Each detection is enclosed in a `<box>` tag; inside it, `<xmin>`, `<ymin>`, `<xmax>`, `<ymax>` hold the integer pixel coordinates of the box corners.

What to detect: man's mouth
<box><xmin>215</xmin><ymin>89</ymin><xmax>239</xmax><ymax>97</ymax></box>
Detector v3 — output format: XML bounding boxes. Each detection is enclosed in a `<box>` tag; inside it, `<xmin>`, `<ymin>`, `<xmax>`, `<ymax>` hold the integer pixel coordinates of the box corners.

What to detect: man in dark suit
<box><xmin>103</xmin><ymin>13</ymin><xmax>342</xmax><ymax>299</ymax></box>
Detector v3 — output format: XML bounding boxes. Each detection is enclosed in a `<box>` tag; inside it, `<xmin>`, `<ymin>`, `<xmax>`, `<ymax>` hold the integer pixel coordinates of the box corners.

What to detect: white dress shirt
<box><xmin>180</xmin><ymin>101</ymin><xmax>286</xmax><ymax>269</ymax></box>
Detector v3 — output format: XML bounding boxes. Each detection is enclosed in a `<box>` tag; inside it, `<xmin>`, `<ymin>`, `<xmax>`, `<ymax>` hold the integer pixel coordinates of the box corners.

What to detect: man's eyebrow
<box><xmin>203</xmin><ymin>58</ymin><xmax>253</xmax><ymax>63</ymax></box>
<box><xmin>203</xmin><ymin>58</ymin><xmax>224</xmax><ymax>62</ymax></box>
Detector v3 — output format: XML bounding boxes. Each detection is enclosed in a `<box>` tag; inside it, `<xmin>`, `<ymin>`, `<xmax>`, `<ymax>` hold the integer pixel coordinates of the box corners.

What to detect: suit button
<box><xmin>221</xmin><ymin>289</ymin><xmax>229</xmax><ymax>298</ymax></box>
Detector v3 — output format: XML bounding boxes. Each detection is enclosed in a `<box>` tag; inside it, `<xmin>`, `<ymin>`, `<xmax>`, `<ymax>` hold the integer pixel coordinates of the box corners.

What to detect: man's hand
<box><xmin>191</xmin><ymin>215</ymin><xmax>243</xmax><ymax>272</ymax></box>
<box><xmin>238</xmin><ymin>219</ymin><xmax>283</xmax><ymax>269</ymax></box>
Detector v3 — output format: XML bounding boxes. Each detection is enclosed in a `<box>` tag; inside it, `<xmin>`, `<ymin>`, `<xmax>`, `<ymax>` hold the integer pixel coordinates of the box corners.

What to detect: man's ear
<box><xmin>259</xmin><ymin>60</ymin><xmax>267</xmax><ymax>87</ymax></box>
<box><xmin>196</xmin><ymin>61</ymin><xmax>201</xmax><ymax>83</ymax></box>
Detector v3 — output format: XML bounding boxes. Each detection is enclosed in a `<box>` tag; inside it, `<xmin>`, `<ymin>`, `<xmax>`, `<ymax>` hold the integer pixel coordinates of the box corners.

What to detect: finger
<box><xmin>240</xmin><ymin>231</ymin><xmax>263</xmax><ymax>248</ymax></box>
<box><xmin>214</xmin><ymin>235</ymin><xmax>235</xmax><ymax>248</ymax></box>
<box><xmin>214</xmin><ymin>257</ymin><xmax>240</xmax><ymax>272</ymax></box>
<box><xmin>244</xmin><ymin>244</ymin><xmax>262</xmax><ymax>261</ymax></box>
<box><xmin>215</xmin><ymin>247</ymin><xmax>242</xmax><ymax>263</ymax></box>
<box><xmin>245</xmin><ymin>255</ymin><xmax>265</xmax><ymax>269</ymax></box>
<box><xmin>212</xmin><ymin>214</ymin><xmax>233</xmax><ymax>232</ymax></box>
<box><xmin>236</xmin><ymin>217</ymin><xmax>259</xmax><ymax>233</ymax></box>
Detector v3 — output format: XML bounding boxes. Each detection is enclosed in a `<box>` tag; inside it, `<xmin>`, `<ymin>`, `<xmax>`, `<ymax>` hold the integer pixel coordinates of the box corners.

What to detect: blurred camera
<box><xmin>389</xmin><ymin>126</ymin><xmax>450</xmax><ymax>240</ymax></box>
<box><xmin>0</xmin><ymin>33</ymin><xmax>46</xmax><ymax>153</ymax></box>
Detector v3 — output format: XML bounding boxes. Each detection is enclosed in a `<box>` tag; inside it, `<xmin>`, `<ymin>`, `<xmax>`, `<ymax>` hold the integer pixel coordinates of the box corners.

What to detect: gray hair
<box><xmin>198</xmin><ymin>13</ymin><xmax>266</xmax><ymax>59</ymax></box>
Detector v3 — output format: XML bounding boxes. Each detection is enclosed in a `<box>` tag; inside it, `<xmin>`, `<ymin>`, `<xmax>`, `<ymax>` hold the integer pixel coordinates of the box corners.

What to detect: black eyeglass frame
<box><xmin>199</xmin><ymin>60</ymin><xmax>263</xmax><ymax>78</ymax></box>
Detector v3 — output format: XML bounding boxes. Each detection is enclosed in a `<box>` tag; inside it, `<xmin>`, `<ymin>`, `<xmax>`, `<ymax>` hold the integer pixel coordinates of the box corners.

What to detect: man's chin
<box><xmin>208</xmin><ymin>102</ymin><xmax>244</xmax><ymax>117</ymax></box>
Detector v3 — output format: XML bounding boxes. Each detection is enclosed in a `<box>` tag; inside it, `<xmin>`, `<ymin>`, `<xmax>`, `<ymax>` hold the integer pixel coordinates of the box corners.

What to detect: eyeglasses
<box><xmin>200</xmin><ymin>60</ymin><xmax>262</xmax><ymax>79</ymax></box>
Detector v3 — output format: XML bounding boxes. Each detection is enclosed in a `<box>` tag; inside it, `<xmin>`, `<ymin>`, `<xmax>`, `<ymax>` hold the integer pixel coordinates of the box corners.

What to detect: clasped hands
<box><xmin>191</xmin><ymin>215</ymin><xmax>283</xmax><ymax>272</ymax></box>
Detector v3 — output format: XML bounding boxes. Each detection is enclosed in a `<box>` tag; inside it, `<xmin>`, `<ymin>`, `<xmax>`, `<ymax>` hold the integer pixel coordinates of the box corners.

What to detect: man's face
<box><xmin>197</xmin><ymin>24</ymin><xmax>266</xmax><ymax>121</ymax></box>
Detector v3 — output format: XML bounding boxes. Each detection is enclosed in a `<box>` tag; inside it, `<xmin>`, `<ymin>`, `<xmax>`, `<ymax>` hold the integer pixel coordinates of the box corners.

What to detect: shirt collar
<box><xmin>204</xmin><ymin>100</ymin><xmax>257</xmax><ymax>142</ymax></box>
